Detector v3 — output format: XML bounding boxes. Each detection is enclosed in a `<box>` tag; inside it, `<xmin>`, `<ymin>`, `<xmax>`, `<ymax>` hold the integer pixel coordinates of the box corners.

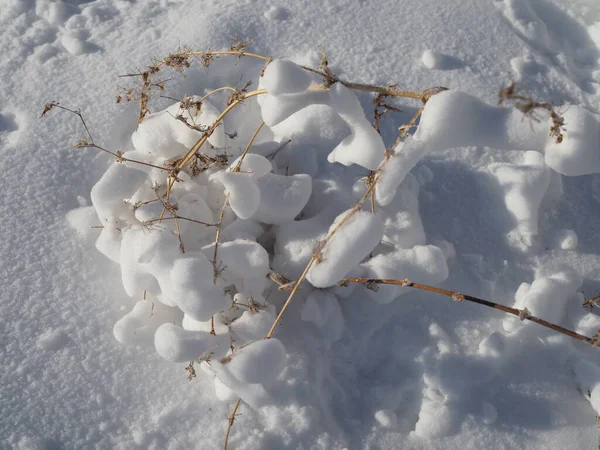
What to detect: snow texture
<box><xmin>6</xmin><ymin>0</ymin><xmax>600</xmax><ymax>449</ymax></box>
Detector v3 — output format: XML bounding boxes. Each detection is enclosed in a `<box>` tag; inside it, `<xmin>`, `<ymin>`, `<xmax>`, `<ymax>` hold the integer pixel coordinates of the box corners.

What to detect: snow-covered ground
<box><xmin>3</xmin><ymin>0</ymin><xmax>600</xmax><ymax>449</ymax></box>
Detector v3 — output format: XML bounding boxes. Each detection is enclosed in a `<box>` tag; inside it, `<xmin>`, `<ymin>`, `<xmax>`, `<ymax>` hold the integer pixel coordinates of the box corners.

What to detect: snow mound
<box><xmin>307</xmin><ymin>210</ymin><xmax>384</xmax><ymax>288</ymax></box>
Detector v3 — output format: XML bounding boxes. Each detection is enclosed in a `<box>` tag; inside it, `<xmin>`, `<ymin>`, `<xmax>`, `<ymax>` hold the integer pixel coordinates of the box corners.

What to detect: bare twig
<box><xmin>223</xmin><ymin>398</ymin><xmax>242</xmax><ymax>450</ymax></box>
<box><xmin>212</xmin><ymin>193</ymin><xmax>230</xmax><ymax>284</ymax></box>
<box><xmin>231</xmin><ymin>121</ymin><xmax>266</xmax><ymax>172</ymax></box>
<box><xmin>343</xmin><ymin>277</ymin><xmax>597</xmax><ymax>345</ymax></box>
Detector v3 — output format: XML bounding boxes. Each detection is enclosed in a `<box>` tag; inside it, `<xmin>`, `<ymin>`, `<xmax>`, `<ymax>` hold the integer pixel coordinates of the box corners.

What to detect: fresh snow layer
<box><xmin>6</xmin><ymin>0</ymin><xmax>600</xmax><ymax>449</ymax></box>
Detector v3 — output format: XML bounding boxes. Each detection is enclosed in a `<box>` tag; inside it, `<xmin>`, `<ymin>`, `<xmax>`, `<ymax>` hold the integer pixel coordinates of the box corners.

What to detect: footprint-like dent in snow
<box><xmin>264</xmin><ymin>6</ymin><xmax>291</xmax><ymax>21</ymax></box>
<box><xmin>0</xmin><ymin>111</ymin><xmax>21</xmax><ymax>147</ymax></box>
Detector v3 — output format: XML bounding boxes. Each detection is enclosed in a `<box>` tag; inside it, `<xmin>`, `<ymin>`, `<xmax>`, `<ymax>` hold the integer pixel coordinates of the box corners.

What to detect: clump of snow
<box><xmin>503</xmin><ymin>269</ymin><xmax>582</xmax><ymax>332</ymax></box>
<box><xmin>154</xmin><ymin>323</ymin><xmax>230</xmax><ymax>362</ymax></box>
<box><xmin>554</xmin><ymin>229</ymin><xmax>579</xmax><ymax>250</ymax></box>
<box><xmin>421</xmin><ymin>49</ymin><xmax>442</xmax><ymax>69</ymax></box>
<box><xmin>363</xmin><ymin>245</ymin><xmax>449</xmax><ymax>303</ymax></box>
<box><xmin>262</xmin><ymin>59</ymin><xmax>312</xmax><ymax>95</ymax></box>
<box><xmin>374</xmin><ymin>409</ymin><xmax>397</xmax><ymax>428</ymax></box>
<box><xmin>253</xmin><ymin>173</ymin><xmax>312</xmax><ymax>224</ymax></box>
<box><xmin>211</xmin><ymin>171</ymin><xmax>261</xmax><ymax>219</ymax></box>
<box><xmin>225</xmin><ymin>338</ymin><xmax>287</xmax><ymax>384</ymax></box>
<box><xmin>307</xmin><ymin>210</ymin><xmax>384</xmax><ymax>288</ymax></box>
<box><xmin>327</xmin><ymin>83</ymin><xmax>386</xmax><ymax>170</ymax></box>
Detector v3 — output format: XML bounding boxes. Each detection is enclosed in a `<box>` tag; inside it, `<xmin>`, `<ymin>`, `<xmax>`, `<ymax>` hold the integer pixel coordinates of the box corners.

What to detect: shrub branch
<box><xmin>343</xmin><ymin>277</ymin><xmax>597</xmax><ymax>345</ymax></box>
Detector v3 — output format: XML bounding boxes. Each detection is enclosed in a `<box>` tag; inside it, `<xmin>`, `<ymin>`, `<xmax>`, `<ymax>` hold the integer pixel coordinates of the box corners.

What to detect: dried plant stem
<box><xmin>171</xmin><ymin>90</ymin><xmax>267</xmax><ymax>178</ymax></box>
<box><xmin>232</xmin><ymin>121</ymin><xmax>265</xmax><ymax>172</ymax></box>
<box><xmin>158</xmin><ymin>89</ymin><xmax>268</xmax><ymax>222</ymax></box>
<box><xmin>199</xmin><ymin>86</ymin><xmax>240</xmax><ymax>103</ymax></box>
<box><xmin>265</xmin><ymin>258</ymin><xmax>316</xmax><ymax>339</ymax></box>
<box><xmin>189</xmin><ymin>50</ymin><xmax>272</xmax><ymax>63</ymax></box>
<box><xmin>344</xmin><ymin>81</ymin><xmax>424</xmax><ymax>100</ymax></box>
<box><xmin>223</xmin><ymin>397</ymin><xmax>242</xmax><ymax>450</ymax></box>
<box><xmin>145</xmin><ymin>216</ymin><xmax>218</xmax><ymax>227</ymax></box>
<box><xmin>343</xmin><ymin>277</ymin><xmax>596</xmax><ymax>345</ymax></box>
<box><xmin>212</xmin><ymin>193</ymin><xmax>230</xmax><ymax>284</ymax></box>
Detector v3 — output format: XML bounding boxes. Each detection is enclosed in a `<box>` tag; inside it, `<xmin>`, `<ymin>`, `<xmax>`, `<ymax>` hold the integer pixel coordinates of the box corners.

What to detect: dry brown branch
<box><xmin>499</xmin><ymin>81</ymin><xmax>565</xmax><ymax>144</ymax></box>
<box><xmin>185</xmin><ymin>361</ymin><xmax>196</xmax><ymax>381</ymax></box>
<box><xmin>232</xmin><ymin>121</ymin><xmax>266</xmax><ymax>172</ymax></box>
<box><xmin>343</xmin><ymin>277</ymin><xmax>597</xmax><ymax>345</ymax></box>
<box><xmin>212</xmin><ymin>192</ymin><xmax>230</xmax><ymax>284</ymax></box>
<box><xmin>223</xmin><ymin>398</ymin><xmax>242</xmax><ymax>450</ymax></box>
<box><xmin>41</xmin><ymin>102</ymin><xmax>170</xmax><ymax>171</ymax></box>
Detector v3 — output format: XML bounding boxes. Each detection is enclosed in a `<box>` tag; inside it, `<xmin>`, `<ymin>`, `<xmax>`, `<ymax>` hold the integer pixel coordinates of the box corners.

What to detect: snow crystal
<box><xmin>225</xmin><ymin>338</ymin><xmax>287</xmax><ymax>384</ymax></box>
<box><xmin>262</xmin><ymin>59</ymin><xmax>312</xmax><ymax>96</ymax></box>
<box><xmin>307</xmin><ymin>210</ymin><xmax>384</xmax><ymax>288</ymax></box>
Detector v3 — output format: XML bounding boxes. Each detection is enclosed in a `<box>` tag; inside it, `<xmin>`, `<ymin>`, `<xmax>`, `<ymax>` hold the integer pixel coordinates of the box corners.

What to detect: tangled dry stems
<box><xmin>42</xmin><ymin>41</ymin><xmax>586</xmax><ymax>450</ymax></box>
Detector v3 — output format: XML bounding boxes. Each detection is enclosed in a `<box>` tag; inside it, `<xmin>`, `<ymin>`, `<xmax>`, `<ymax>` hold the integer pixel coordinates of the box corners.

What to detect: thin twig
<box><xmin>232</xmin><ymin>121</ymin><xmax>265</xmax><ymax>172</ymax></box>
<box><xmin>158</xmin><ymin>89</ymin><xmax>268</xmax><ymax>223</ymax></box>
<box><xmin>223</xmin><ymin>398</ymin><xmax>242</xmax><ymax>450</ymax></box>
<box><xmin>212</xmin><ymin>193</ymin><xmax>230</xmax><ymax>284</ymax></box>
<box><xmin>343</xmin><ymin>277</ymin><xmax>596</xmax><ymax>345</ymax></box>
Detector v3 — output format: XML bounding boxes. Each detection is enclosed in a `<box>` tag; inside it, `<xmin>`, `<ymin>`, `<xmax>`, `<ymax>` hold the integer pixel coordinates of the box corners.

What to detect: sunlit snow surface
<box><xmin>2</xmin><ymin>0</ymin><xmax>600</xmax><ymax>449</ymax></box>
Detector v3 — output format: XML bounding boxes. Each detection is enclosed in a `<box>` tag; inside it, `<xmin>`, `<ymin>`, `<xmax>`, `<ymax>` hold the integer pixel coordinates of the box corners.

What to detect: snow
<box><xmin>5</xmin><ymin>0</ymin><xmax>600</xmax><ymax>448</ymax></box>
<box><xmin>307</xmin><ymin>209</ymin><xmax>385</xmax><ymax>288</ymax></box>
<box><xmin>154</xmin><ymin>323</ymin><xmax>230</xmax><ymax>362</ymax></box>
<box><xmin>211</xmin><ymin>171</ymin><xmax>261</xmax><ymax>220</ymax></box>
<box><xmin>225</xmin><ymin>338</ymin><xmax>287</xmax><ymax>385</ymax></box>
<box><xmin>363</xmin><ymin>245</ymin><xmax>449</xmax><ymax>304</ymax></box>
<box><xmin>253</xmin><ymin>173</ymin><xmax>312</xmax><ymax>224</ymax></box>
<box><xmin>327</xmin><ymin>83</ymin><xmax>386</xmax><ymax>170</ymax></box>
<box><xmin>261</xmin><ymin>59</ymin><xmax>312</xmax><ymax>96</ymax></box>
